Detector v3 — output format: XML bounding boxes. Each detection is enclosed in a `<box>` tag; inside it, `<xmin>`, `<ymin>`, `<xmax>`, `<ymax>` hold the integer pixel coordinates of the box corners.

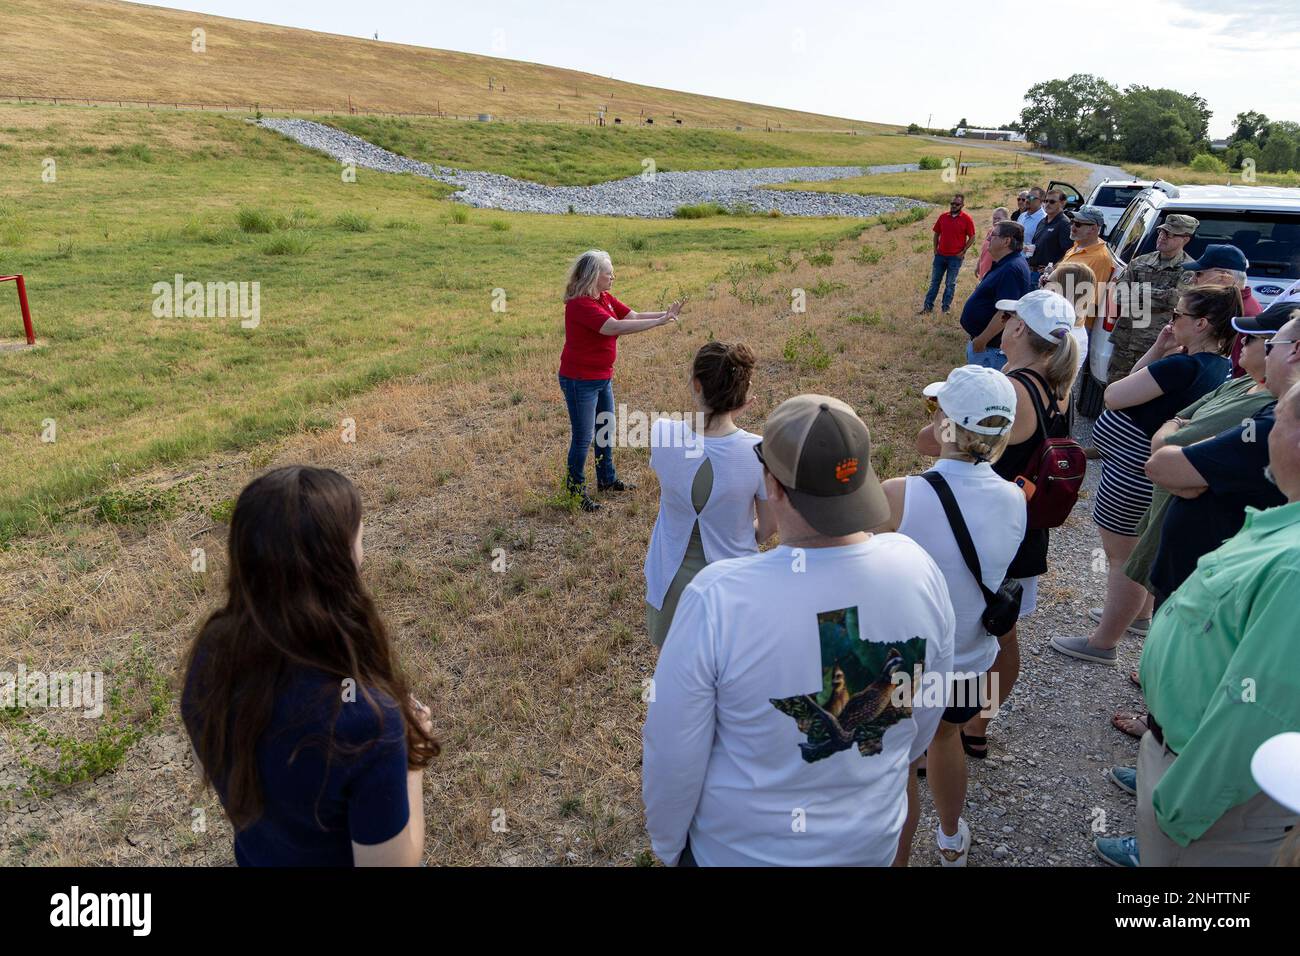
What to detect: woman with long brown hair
<box><xmin>182</xmin><ymin>466</ymin><xmax>439</xmax><ymax>866</ymax></box>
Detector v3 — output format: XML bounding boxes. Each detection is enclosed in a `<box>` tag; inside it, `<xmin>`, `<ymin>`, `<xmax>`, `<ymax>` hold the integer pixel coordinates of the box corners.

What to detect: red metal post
<box><xmin>1</xmin><ymin>275</ymin><xmax>35</xmax><ymax>344</ymax></box>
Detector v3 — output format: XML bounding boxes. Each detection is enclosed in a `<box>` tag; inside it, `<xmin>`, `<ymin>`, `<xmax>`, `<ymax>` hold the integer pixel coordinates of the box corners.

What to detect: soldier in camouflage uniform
<box><xmin>1107</xmin><ymin>214</ymin><xmax>1200</xmax><ymax>381</ymax></box>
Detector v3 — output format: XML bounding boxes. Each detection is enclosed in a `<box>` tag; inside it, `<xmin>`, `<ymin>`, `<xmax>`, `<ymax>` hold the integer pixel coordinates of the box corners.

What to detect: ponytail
<box><xmin>1024</xmin><ymin>324</ymin><xmax>1080</xmax><ymax>401</ymax></box>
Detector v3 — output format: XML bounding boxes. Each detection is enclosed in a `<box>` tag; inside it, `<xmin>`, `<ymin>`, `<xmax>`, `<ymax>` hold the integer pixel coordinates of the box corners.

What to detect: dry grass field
<box><xmin>0</xmin><ymin>0</ymin><xmax>891</xmax><ymax>131</ymax></box>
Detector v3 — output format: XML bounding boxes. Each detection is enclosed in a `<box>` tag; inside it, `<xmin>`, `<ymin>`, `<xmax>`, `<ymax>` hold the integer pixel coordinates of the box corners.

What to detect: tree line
<box><xmin>1012</xmin><ymin>74</ymin><xmax>1298</xmax><ymax>173</ymax></box>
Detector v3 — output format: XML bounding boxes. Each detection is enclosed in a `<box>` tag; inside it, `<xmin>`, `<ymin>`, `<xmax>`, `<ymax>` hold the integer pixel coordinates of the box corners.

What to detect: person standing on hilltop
<box><xmin>919</xmin><ymin>194</ymin><xmax>977</xmax><ymax>315</ymax></box>
<box><xmin>559</xmin><ymin>249</ymin><xmax>683</xmax><ymax>513</ymax></box>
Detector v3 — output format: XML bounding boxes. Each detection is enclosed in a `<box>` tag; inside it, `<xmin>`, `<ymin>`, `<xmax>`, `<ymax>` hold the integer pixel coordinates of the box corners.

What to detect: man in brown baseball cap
<box><xmin>756</xmin><ymin>394</ymin><xmax>891</xmax><ymax>535</ymax></box>
<box><xmin>1107</xmin><ymin>213</ymin><xmax>1200</xmax><ymax>381</ymax></box>
<box><xmin>643</xmin><ymin>392</ymin><xmax>956</xmax><ymax>867</ymax></box>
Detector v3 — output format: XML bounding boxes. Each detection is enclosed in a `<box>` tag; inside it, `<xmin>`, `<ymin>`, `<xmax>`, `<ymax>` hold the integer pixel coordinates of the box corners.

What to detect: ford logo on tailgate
<box><xmin>1257</xmin><ymin>285</ymin><xmax>1285</xmax><ymax>296</ymax></box>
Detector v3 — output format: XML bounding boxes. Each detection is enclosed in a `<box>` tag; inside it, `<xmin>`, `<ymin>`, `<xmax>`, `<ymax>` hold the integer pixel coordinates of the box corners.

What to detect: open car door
<box><xmin>1048</xmin><ymin>180</ymin><xmax>1085</xmax><ymax>213</ymax></box>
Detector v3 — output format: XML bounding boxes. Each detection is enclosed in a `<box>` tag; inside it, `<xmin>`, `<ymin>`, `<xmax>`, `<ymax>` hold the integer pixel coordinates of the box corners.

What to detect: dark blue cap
<box><xmin>1182</xmin><ymin>243</ymin><xmax>1250</xmax><ymax>272</ymax></box>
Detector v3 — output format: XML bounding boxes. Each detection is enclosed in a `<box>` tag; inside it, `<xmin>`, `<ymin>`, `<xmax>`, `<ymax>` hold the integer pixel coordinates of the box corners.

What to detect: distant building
<box><xmin>954</xmin><ymin>128</ymin><xmax>1026</xmax><ymax>142</ymax></box>
<box><xmin>1210</xmin><ymin>138</ymin><xmax>1230</xmax><ymax>152</ymax></box>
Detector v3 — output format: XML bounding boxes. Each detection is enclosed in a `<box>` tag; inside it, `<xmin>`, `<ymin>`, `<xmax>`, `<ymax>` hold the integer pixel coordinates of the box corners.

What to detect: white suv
<box><xmin>1088</xmin><ymin>182</ymin><xmax>1300</xmax><ymax>382</ymax></box>
<box><xmin>1084</xmin><ymin>179</ymin><xmax>1154</xmax><ymax>236</ymax></box>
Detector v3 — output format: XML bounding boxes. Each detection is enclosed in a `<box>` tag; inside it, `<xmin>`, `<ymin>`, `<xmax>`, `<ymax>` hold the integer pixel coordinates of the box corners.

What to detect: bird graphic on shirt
<box><xmin>771</xmin><ymin>648</ymin><xmax>910</xmax><ymax>763</ymax></box>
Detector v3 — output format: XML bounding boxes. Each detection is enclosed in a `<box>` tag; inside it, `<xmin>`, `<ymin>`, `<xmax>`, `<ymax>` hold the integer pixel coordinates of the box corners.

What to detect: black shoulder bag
<box><xmin>920</xmin><ymin>472</ymin><xmax>1023</xmax><ymax>638</ymax></box>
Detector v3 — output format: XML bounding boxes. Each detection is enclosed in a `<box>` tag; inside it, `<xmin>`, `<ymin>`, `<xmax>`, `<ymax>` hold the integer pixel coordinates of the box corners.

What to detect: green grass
<box><xmin>326</xmin><ymin>115</ymin><xmax>959</xmax><ymax>187</ymax></box>
<box><xmin>0</xmin><ymin>104</ymin><xmax>880</xmax><ymax>541</ymax></box>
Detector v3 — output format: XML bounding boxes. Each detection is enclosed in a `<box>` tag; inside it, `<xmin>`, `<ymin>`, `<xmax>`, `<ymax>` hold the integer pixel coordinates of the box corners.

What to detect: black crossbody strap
<box><xmin>920</xmin><ymin>472</ymin><xmax>997</xmax><ymax>604</ymax></box>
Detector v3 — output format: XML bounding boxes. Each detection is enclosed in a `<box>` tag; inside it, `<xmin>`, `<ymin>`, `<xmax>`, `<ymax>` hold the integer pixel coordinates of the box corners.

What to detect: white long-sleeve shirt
<box><xmin>642</xmin><ymin>535</ymin><xmax>955</xmax><ymax>866</ymax></box>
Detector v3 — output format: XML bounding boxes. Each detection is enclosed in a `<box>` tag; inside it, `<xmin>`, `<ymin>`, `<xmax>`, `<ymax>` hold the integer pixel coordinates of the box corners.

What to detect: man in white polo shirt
<box><xmin>642</xmin><ymin>394</ymin><xmax>956</xmax><ymax>866</ymax></box>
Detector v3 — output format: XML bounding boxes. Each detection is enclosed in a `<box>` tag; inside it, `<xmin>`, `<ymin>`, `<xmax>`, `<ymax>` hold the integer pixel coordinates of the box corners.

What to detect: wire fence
<box><xmin>0</xmin><ymin>90</ymin><xmax>875</xmax><ymax>135</ymax></box>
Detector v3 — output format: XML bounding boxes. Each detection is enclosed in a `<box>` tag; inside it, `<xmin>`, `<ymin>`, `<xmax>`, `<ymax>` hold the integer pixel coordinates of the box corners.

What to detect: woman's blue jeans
<box><xmin>559</xmin><ymin>374</ymin><xmax>616</xmax><ymax>492</ymax></box>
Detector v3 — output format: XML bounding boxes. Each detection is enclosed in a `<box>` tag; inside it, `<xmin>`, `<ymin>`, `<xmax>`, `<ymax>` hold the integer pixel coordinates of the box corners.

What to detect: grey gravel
<box><xmin>258</xmin><ymin>118</ymin><xmax>930</xmax><ymax>220</ymax></box>
<box><xmin>909</xmin><ymin>463</ymin><xmax>1146</xmax><ymax>867</ymax></box>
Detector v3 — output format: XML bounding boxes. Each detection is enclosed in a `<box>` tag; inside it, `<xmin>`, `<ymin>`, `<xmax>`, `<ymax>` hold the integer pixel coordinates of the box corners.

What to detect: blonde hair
<box><xmin>1046</xmin><ymin>261</ymin><xmax>1097</xmax><ymax>327</ymax></box>
<box><xmin>1022</xmin><ymin>322</ymin><xmax>1081</xmax><ymax>400</ymax></box>
<box><xmin>950</xmin><ymin>416</ymin><xmax>1013</xmax><ymax>464</ymax></box>
<box><xmin>564</xmin><ymin>249</ymin><xmax>612</xmax><ymax>301</ymax></box>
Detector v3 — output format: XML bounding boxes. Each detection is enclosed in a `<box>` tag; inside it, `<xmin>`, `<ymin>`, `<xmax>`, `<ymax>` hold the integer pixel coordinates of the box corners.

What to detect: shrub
<box><xmin>92</xmin><ymin>487</ymin><xmax>178</xmax><ymax>525</ymax></box>
<box><xmin>1189</xmin><ymin>153</ymin><xmax>1227</xmax><ymax>174</ymax></box>
<box><xmin>674</xmin><ymin>202</ymin><xmax>729</xmax><ymax>219</ymax></box>
<box><xmin>450</xmin><ymin>207</ymin><xmax>470</xmax><ymax>224</ymax></box>
<box><xmin>333</xmin><ymin>211</ymin><xmax>372</xmax><ymax>232</ymax></box>
<box><xmin>852</xmin><ymin>245</ymin><xmax>884</xmax><ymax>264</ymax></box>
<box><xmin>918</xmin><ymin>155</ymin><xmax>944</xmax><ymax>170</ymax></box>
<box><xmin>807</xmin><ymin>252</ymin><xmax>834</xmax><ymax>267</ymax></box>
<box><xmin>236</xmin><ymin>207</ymin><xmax>275</xmax><ymax>234</ymax></box>
<box><xmin>489</xmin><ymin>219</ymin><xmax>511</xmax><ymax>231</ymax></box>
<box><xmin>262</xmin><ymin>233</ymin><xmax>313</xmax><ymax>256</ymax></box>
<box><xmin>783</xmin><ymin>329</ymin><xmax>832</xmax><ymax>371</ymax></box>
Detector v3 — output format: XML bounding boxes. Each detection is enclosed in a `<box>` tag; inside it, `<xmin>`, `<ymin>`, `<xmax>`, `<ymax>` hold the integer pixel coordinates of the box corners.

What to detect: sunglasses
<box><xmin>1044</xmin><ymin>198</ymin><xmax>1061</xmax><ymax>205</ymax></box>
<box><xmin>1265</xmin><ymin>338</ymin><xmax>1299</xmax><ymax>356</ymax></box>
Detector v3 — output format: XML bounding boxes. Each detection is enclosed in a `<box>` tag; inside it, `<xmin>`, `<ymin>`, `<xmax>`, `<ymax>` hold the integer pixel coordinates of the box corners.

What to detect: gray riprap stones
<box><xmin>258</xmin><ymin>118</ymin><xmax>930</xmax><ymax>220</ymax></box>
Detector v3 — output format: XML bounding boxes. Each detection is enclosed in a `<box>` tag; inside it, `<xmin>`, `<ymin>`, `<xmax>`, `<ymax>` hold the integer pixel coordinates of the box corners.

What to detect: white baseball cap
<box><xmin>1251</xmin><ymin>732</ymin><xmax>1300</xmax><ymax>814</ymax></box>
<box><xmin>995</xmin><ymin>289</ymin><xmax>1076</xmax><ymax>343</ymax></box>
<box><xmin>922</xmin><ymin>364</ymin><xmax>1017</xmax><ymax>436</ymax></box>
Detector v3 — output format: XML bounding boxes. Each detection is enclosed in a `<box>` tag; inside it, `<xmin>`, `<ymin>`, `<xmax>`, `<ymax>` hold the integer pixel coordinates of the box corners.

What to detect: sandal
<box><xmin>960</xmin><ymin>730</ymin><xmax>988</xmax><ymax>760</ymax></box>
<box><xmin>1111</xmin><ymin>711</ymin><xmax>1150</xmax><ymax>739</ymax></box>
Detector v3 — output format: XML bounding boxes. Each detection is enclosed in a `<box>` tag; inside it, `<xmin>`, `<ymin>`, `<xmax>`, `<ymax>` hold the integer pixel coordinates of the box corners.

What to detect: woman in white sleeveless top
<box><xmin>644</xmin><ymin>343</ymin><xmax>776</xmax><ymax>647</ymax></box>
<box><xmin>875</xmin><ymin>365</ymin><xmax>1027</xmax><ymax>867</ymax></box>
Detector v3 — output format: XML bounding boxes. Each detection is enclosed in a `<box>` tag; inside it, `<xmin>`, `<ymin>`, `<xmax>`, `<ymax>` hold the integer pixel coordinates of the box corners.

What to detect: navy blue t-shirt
<box><xmin>959</xmin><ymin>251</ymin><xmax>1033</xmax><ymax>346</ymax></box>
<box><xmin>1150</xmin><ymin>405</ymin><xmax>1285</xmax><ymax>599</ymax></box>
<box><xmin>183</xmin><ymin>662</ymin><xmax>410</xmax><ymax>866</ymax></box>
<box><xmin>1126</xmin><ymin>352</ymin><xmax>1231</xmax><ymax>436</ymax></box>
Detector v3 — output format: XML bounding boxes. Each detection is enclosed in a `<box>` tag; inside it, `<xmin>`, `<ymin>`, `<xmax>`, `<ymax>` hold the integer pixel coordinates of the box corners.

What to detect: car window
<box><xmin>1113</xmin><ymin>202</ymin><xmax>1158</xmax><ymax>264</ymax></box>
<box><xmin>1164</xmin><ymin>212</ymin><xmax>1300</xmax><ymax>280</ymax></box>
<box><xmin>1092</xmin><ymin>185</ymin><xmax>1145</xmax><ymax>208</ymax></box>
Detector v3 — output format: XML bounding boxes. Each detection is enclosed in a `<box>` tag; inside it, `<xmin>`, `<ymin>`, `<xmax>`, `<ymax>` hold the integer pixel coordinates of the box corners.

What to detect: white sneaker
<box><xmin>937</xmin><ymin>818</ymin><xmax>971</xmax><ymax>867</ymax></box>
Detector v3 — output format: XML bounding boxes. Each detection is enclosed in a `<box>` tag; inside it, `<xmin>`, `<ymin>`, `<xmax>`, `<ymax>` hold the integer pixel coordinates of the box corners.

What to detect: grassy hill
<box><xmin>0</xmin><ymin>0</ymin><xmax>891</xmax><ymax>131</ymax></box>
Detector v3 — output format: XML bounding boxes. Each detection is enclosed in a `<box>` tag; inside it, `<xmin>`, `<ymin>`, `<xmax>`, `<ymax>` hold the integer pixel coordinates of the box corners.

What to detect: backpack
<box><xmin>1006</xmin><ymin>368</ymin><xmax>1087</xmax><ymax>530</ymax></box>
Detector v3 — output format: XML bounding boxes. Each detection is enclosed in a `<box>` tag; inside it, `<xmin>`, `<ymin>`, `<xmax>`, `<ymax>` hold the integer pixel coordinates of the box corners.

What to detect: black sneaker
<box><xmin>598</xmin><ymin>479</ymin><xmax>635</xmax><ymax>492</ymax></box>
<box><xmin>579</xmin><ymin>494</ymin><xmax>601</xmax><ymax>512</ymax></box>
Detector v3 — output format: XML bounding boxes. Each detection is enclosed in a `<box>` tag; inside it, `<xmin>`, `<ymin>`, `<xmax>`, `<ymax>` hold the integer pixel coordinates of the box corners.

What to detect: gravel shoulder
<box><xmin>259</xmin><ymin>118</ymin><xmax>929</xmax><ymax>219</ymax></box>
<box><xmin>907</xmin><ymin>456</ymin><xmax>1145</xmax><ymax>867</ymax></box>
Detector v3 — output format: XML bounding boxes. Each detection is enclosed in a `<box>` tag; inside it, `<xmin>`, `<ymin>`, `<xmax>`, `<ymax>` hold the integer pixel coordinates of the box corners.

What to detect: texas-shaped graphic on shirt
<box><xmin>770</xmin><ymin>605</ymin><xmax>926</xmax><ymax>764</ymax></box>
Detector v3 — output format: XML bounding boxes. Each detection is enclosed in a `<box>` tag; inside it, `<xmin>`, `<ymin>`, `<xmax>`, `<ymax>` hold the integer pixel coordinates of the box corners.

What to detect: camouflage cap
<box><xmin>1158</xmin><ymin>214</ymin><xmax>1199</xmax><ymax>236</ymax></box>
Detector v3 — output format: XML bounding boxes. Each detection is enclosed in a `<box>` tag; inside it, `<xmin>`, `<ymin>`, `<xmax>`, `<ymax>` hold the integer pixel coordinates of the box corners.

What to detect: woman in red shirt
<box><xmin>560</xmin><ymin>250</ymin><xmax>683</xmax><ymax>512</ymax></box>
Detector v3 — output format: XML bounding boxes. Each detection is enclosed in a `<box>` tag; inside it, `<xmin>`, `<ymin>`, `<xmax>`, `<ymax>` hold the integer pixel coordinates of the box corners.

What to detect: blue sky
<box><xmin>137</xmin><ymin>0</ymin><xmax>1299</xmax><ymax>137</ymax></box>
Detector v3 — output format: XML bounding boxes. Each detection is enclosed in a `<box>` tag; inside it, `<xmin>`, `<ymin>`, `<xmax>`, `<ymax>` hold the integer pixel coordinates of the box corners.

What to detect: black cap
<box><xmin>1232</xmin><ymin>300</ymin><xmax>1300</xmax><ymax>336</ymax></box>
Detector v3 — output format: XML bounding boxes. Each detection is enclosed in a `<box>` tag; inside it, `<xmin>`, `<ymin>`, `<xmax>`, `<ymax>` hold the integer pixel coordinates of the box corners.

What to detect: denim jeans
<box><xmin>924</xmin><ymin>254</ymin><xmax>964</xmax><ymax>311</ymax></box>
<box><xmin>558</xmin><ymin>374</ymin><xmax>616</xmax><ymax>492</ymax></box>
<box><xmin>966</xmin><ymin>340</ymin><xmax>1008</xmax><ymax>370</ymax></box>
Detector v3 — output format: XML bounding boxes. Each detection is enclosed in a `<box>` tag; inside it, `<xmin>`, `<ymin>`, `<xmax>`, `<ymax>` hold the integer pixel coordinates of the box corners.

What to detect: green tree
<box><xmin>1114</xmin><ymin>86</ymin><xmax>1209</xmax><ymax>163</ymax></box>
<box><xmin>1230</xmin><ymin>110</ymin><xmax>1270</xmax><ymax>146</ymax></box>
<box><xmin>1259</xmin><ymin>124</ymin><xmax>1298</xmax><ymax>172</ymax></box>
<box><xmin>1018</xmin><ymin>74</ymin><xmax>1119</xmax><ymax>152</ymax></box>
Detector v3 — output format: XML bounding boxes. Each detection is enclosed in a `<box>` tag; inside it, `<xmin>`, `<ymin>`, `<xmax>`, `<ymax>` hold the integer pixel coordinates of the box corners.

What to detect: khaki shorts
<box><xmin>1137</xmin><ymin>730</ymin><xmax>1298</xmax><ymax>866</ymax></box>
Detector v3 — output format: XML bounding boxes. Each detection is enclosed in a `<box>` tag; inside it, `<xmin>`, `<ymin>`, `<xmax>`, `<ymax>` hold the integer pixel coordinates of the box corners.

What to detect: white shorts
<box><xmin>1015</xmin><ymin>576</ymin><xmax>1039</xmax><ymax>618</ymax></box>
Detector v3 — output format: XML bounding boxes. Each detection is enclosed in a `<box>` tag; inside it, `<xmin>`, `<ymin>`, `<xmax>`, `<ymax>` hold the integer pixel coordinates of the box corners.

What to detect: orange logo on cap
<box><xmin>835</xmin><ymin>458</ymin><xmax>859</xmax><ymax>483</ymax></box>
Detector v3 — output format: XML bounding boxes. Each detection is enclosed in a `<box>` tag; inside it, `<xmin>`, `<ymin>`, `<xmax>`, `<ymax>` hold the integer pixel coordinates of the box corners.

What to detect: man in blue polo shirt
<box><xmin>958</xmin><ymin>219</ymin><xmax>1033</xmax><ymax>369</ymax></box>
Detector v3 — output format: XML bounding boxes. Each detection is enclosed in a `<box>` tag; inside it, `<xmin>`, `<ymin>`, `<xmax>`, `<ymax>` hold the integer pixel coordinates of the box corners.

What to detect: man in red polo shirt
<box><xmin>920</xmin><ymin>194</ymin><xmax>977</xmax><ymax>315</ymax></box>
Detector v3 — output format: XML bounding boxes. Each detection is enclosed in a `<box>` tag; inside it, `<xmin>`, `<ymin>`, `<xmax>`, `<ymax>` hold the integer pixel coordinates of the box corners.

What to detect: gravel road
<box><xmin>259</xmin><ymin>118</ymin><xmax>929</xmax><ymax>219</ymax></box>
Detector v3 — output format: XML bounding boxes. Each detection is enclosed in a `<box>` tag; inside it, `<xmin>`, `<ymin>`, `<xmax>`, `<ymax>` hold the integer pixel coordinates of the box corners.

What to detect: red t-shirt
<box><xmin>559</xmin><ymin>292</ymin><xmax>630</xmax><ymax>380</ymax></box>
<box><xmin>933</xmin><ymin>211</ymin><xmax>976</xmax><ymax>256</ymax></box>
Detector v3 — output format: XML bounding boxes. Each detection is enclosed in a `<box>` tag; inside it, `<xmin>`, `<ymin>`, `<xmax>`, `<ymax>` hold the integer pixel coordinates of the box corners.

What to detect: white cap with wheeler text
<box><xmin>922</xmin><ymin>364</ymin><xmax>1017</xmax><ymax>436</ymax></box>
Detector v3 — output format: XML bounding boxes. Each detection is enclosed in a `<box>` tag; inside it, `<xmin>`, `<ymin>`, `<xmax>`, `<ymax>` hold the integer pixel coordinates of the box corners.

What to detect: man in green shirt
<box><xmin>1095</xmin><ymin>378</ymin><xmax>1300</xmax><ymax>867</ymax></box>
